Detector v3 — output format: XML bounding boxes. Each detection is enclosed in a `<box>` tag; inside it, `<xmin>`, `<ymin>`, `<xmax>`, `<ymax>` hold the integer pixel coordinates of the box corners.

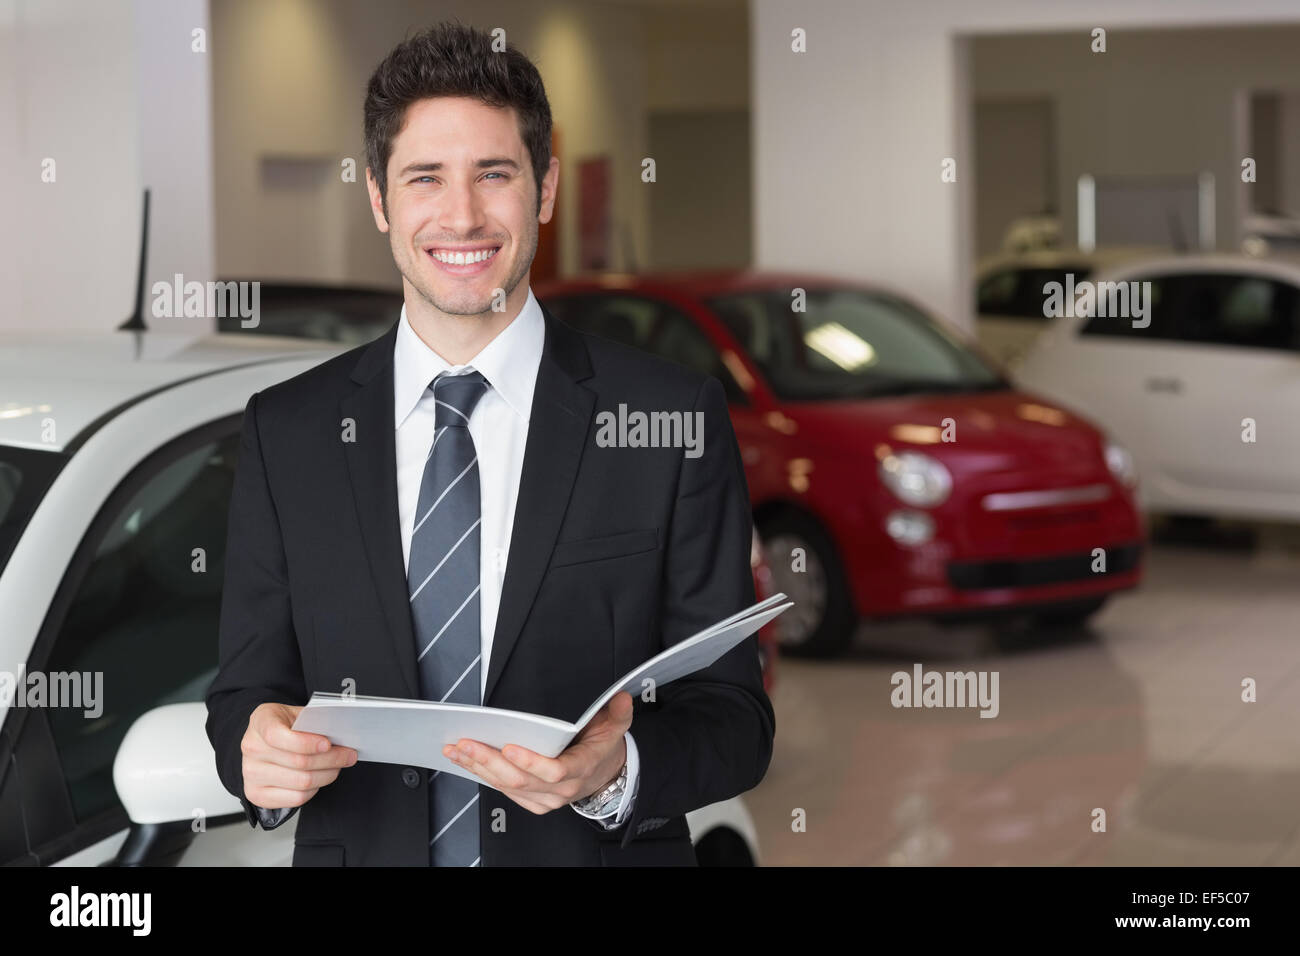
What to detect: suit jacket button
<box><xmin>401</xmin><ymin>768</ymin><xmax>421</xmax><ymax>788</ymax></box>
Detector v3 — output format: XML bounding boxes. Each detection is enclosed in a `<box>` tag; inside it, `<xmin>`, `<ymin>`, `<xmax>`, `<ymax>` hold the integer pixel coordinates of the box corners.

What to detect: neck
<box><xmin>404</xmin><ymin>282</ymin><xmax>530</xmax><ymax>365</ymax></box>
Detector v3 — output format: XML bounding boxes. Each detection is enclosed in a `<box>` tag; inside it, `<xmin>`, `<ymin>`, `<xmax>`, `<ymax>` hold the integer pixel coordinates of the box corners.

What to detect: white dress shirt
<box><xmin>393</xmin><ymin>286</ymin><xmax>639</xmax><ymax>827</ymax></box>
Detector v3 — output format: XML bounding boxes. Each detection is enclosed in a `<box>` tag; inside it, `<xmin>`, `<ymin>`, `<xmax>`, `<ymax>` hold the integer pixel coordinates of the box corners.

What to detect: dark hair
<box><xmin>364</xmin><ymin>21</ymin><xmax>553</xmax><ymax>217</ymax></box>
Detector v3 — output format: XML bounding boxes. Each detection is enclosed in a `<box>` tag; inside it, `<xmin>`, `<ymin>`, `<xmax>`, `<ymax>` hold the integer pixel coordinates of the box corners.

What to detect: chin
<box><xmin>432</xmin><ymin>292</ymin><xmax>499</xmax><ymax>316</ymax></box>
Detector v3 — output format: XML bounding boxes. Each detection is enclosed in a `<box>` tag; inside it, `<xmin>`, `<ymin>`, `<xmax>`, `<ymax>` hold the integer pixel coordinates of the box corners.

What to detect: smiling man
<box><xmin>205</xmin><ymin>21</ymin><xmax>774</xmax><ymax>867</ymax></box>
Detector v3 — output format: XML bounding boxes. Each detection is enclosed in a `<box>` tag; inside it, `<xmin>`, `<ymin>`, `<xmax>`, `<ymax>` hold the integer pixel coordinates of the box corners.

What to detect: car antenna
<box><xmin>117</xmin><ymin>189</ymin><xmax>150</xmax><ymax>333</ymax></box>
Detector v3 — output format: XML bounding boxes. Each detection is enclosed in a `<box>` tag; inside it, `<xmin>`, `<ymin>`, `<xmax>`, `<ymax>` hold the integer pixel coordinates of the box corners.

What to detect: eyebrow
<box><xmin>399</xmin><ymin>158</ymin><xmax>521</xmax><ymax>177</ymax></box>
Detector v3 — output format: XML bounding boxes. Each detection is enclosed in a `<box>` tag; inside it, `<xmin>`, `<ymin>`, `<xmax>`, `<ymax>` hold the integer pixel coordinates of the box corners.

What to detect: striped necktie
<box><xmin>407</xmin><ymin>370</ymin><xmax>489</xmax><ymax>867</ymax></box>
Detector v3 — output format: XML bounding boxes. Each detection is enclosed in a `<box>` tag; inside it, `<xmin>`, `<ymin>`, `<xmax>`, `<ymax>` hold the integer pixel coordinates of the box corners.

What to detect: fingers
<box><xmin>447</xmin><ymin>738</ymin><xmax>579</xmax><ymax>801</ymax></box>
<box><xmin>445</xmin><ymin>740</ymin><xmax>538</xmax><ymax>792</ymax></box>
<box><xmin>248</xmin><ymin>740</ymin><xmax>358</xmax><ymax>771</ymax></box>
<box><xmin>242</xmin><ymin>703</ymin><xmax>358</xmax><ymax>809</ymax></box>
<box><xmin>499</xmin><ymin>744</ymin><xmax>568</xmax><ymax>784</ymax></box>
<box><xmin>246</xmin><ymin>702</ymin><xmax>357</xmax><ymax>766</ymax></box>
<box><xmin>437</xmin><ymin>743</ymin><xmax>557</xmax><ymax>813</ymax></box>
<box><xmin>250</xmin><ymin>701</ymin><xmax>332</xmax><ymax>754</ymax></box>
<box><xmin>437</xmin><ymin>741</ymin><xmax>560</xmax><ymax>813</ymax></box>
<box><xmin>245</xmin><ymin>761</ymin><xmax>344</xmax><ymax>793</ymax></box>
<box><xmin>575</xmin><ymin>691</ymin><xmax>634</xmax><ymax>740</ymax></box>
<box><xmin>608</xmin><ymin>691</ymin><xmax>634</xmax><ymax>719</ymax></box>
<box><xmin>446</xmin><ymin>740</ymin><xmax>585</xmax><ymax>804</ymax></box>
<box><xmin>264</xmin><ymin>718</ymin><xmax>334</xmax><ymax>755</ymax></box>
<box><xmin>498</xmin><ymin>789</ymin><xmax>552</xmax><ymax>815</ymax></box>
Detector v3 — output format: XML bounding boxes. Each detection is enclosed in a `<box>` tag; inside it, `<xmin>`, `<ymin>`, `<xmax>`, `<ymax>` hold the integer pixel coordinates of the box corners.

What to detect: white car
<box><xmin>998</xmin><ymin>214</ymin><xmax>1063</xmax><ymax>255</ymax></box>
<box><xmin>0</xmin><ymin>329</ymin><xmax>761</xmax><ymax>866</ymax></box>
<box><xmin>1241</xmin><ymin>212</ymin><xmax>1300</xmax><ymax>258</ymax></box>
<box><xmin>1014</xmin><ymin>253</ymin><xmax>1300</xmax><ymax>522</ymax></box>
<box><xmin>975</xmin><ymin>246</ymin><xmax>1163</xmax><ymax>369</ymax></box>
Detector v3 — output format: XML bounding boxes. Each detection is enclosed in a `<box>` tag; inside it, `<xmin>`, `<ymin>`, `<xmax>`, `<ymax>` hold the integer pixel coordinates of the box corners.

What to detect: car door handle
<box><xmin>1145</xmin><ymin>377</ymin><xmax>1183</xmax><ymax>394</ymax></box>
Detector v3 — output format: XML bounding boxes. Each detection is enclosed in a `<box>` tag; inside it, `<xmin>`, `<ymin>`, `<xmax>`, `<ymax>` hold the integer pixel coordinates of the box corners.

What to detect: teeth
<box><xmin>430</xmin><ymin>247</ymin><xmax>498</xmax><ymax>264</ymax></box>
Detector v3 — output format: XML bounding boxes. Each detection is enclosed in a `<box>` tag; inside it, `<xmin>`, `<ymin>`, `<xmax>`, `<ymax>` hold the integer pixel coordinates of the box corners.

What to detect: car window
<box><xmin>0</xmin><ymin>446</ymin><xmax>68</xmax><ymax>577</ymax></box>
<box><xmin>38</xmin><ymin>425</ymin><xmax>240</xmax><ymax>823</ymax></box>
<box><xmin>976</xmin><ymin>269</ymin><xmax>1019</xmax><ymax>314</ymax></box>
<box><xmin>1078</xmin><ymin>273</ymin><xmax>1179</xmax><ymax>341</ymax></box>
<box><xmin>709</xmin><ymin>289</ymin><xmax>1004</xmax><ymax>401</ymax></box>
<box><xmin>645</xmin><ymin>307</ymin><xmax>749</xmax><ymax>403</ymax></box>
<box><xmin>1175</xmin><ymin>273</ymin><xmax>1300</xmax><ymax>351</ymax></box>
<box><xmin>217</xmin><ymin>287</ymin><xmax>400</xmax><ymax>345</ymax></box>
<box><xmin>977</xmin><ymin>266</ymin><xmax>1095</xmax><ymax>321</ymax></box>
<box><xmin>545</xmin><ymin>294</ymin><xmax>748</xmax><ymax>403</ymax></box>
<box><xmin>555</xmin><ymin>294</ymin><xmax>657</xmax><ymax>350</ymax></box>
<box><xmin>711</xmin><ymin>293</ymin><xmax>771</xmax><ymax>363</ymax></box>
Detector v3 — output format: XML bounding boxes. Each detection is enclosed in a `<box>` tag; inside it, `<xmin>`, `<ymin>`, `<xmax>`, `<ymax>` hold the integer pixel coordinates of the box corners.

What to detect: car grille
<box><xmin>947</xmin><ymin>543</ymin><xmax>1141</xmax><ymax>591</ymax></box>
<box><xmin>1000</xmin><ymin>507</ymin><xmax>1105</xmax><ymax>532</ymax></box>
<box><xmin>980</xmin><ymin>483</ymin><xmax>1112</xmax><ymax>512</ymax></box>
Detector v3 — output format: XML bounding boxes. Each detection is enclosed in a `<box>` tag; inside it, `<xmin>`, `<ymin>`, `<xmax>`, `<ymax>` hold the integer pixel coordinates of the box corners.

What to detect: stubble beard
<box><xmin>395</xmin><ymin>218</ymin><xmax>537</xmax><ymax>320</ymax></box>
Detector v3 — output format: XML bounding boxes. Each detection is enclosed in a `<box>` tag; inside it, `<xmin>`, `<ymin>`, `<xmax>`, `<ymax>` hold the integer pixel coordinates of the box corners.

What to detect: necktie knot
<box><xmin>432</xmin><ymin>371</ymin><xmax>488</xmax><ymax>429</ymax></box>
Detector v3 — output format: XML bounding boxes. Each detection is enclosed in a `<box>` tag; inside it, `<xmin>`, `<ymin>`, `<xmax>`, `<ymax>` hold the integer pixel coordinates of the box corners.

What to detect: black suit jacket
<box><xmin>204</xmin><ymin>303</ymin><xmax>775</xmax><ymax>866</ymax></box>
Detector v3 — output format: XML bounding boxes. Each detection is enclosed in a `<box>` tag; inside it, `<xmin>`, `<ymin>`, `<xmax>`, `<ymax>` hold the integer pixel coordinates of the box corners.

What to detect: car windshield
<box><xmin>706</xmin><ymin>288</ymin><xmax>1006</xmax><ymax>401</ymax></box>
<box><xmin>215</xmin><ymin>284</ymin><xmax>400</xmax><ymax>345</ymax></box>
<box><xmin>0</xmin><ymin>446</ymin><xmax>68</xmax><ymax>577</ymax></box>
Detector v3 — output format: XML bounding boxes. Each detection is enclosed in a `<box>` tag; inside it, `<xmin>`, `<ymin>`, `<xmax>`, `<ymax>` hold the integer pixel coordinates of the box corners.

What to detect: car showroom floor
<box><xmin>749</xmin><ymin>523</ymin><xmax>1300</xmax><ymax>866</ymax></box>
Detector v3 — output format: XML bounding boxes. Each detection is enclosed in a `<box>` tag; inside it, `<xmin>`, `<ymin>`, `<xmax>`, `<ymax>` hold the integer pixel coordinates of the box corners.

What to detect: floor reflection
<box><xmin>749</xmin><ymin>527</ymin><xmax>1300</xmax><ymax>866</ymax></box>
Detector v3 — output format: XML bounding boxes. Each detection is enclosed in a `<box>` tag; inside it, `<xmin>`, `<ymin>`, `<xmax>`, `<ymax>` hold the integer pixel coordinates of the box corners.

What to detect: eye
<box><xmin>484</xmin><ymin>171</ymin><xmax>508</xmax><ymax>180</ymax></box>
<box><xmin>414</xmin><ymin>176</ymin><xmax>435</xmax><ymax>184</ymax></box>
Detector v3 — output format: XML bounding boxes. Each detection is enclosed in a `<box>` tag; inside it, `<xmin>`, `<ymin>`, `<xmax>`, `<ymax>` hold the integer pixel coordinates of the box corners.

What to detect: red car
<box><xmin>536</xmin><ymin>272</ymin><xmax>1144</xmax><ymax>657</ymax></box>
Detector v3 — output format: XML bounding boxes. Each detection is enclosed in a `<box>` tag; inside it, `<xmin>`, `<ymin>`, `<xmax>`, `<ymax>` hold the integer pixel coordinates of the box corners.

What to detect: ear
<box><xmin>365</xmin><ymin>167</ymin><xmax>390</xmax><ymax>233</ymax></box>
<box><xmin>537</xmin><ymin>155</ymin><xmax>560</xmax><ymax>225</ymax></box>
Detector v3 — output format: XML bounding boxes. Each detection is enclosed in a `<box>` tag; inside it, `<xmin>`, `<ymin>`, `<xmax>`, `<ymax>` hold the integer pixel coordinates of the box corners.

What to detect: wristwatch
<box><xmin>572</xmin><ymin>761</ymin><xmax>628</xmax><ymax>817</ymax></box>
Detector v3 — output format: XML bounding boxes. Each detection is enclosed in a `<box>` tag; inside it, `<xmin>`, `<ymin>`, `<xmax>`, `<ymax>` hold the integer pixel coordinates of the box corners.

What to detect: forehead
<box><xmin>389</xmin><ymin>96</ymin><xmax>524</xmax><ymax>162</ymax></box>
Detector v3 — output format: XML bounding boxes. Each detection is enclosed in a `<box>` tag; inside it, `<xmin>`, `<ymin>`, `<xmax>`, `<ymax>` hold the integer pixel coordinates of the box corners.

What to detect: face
<box><xmin>367</xmin><ymin>96</ymin><xmax>558</xmax><ymax>318</ymax></box>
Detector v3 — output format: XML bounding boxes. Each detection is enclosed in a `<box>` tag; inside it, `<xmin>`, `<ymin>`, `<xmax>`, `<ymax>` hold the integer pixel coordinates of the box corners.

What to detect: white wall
<box><xmin>133</xmin><ymin>0</ymin><xmax>215</xmax><ymax>332</ymax></box>
<box><xmin>0</xmin><ymin>0</ymin><xmax>213</xmax><ymax>333</ymax></box>
<box><xmin>973</xmin><ymin>99</ymin><xmax>1053</xmax><ymax>257</ymax></box>
<box><xmin>648</xmin><ymin>110</ymin><xmax>751</xmax><ymax>269</ymax></box>
<box><xmin>973</xmin><ymin>26</ymin><xmax>1300</xmax><ymax>258</ymax></box>
<box><xmin>750</xmin><ymin>0</ymin><xmax>1300</xmax><ymax>332</ymax></box>
<box><xmin>1279</xmin><ymin>92</ymin><xmax>1300</xmax><ymax>217</ymax></box>
<box><xmin>644</xmin><ymin>1</ymin><xmax>751</xmax><ymax>270</ymax></box>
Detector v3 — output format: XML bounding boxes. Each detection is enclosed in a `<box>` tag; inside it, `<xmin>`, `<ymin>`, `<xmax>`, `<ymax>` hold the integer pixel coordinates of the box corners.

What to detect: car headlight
<box><xmin>878</xmin><ymin>451</ymin><xmax>952</xmax><ymax>507</ymax></box>
<box><xmin>1104</xmin><ymin>438</ymin><xmax>1138</xmax><ymax>488</ymax></box>
<box><xmin>885</xmin><ymin>509</ymin><xmax>935</xmax><ymax>545</ymax></box>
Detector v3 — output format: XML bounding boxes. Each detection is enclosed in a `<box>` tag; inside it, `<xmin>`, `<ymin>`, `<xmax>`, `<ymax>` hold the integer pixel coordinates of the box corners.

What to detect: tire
<box><xmin>1031</xmin><ymin>596</ymin><xmax>1109</xmax><ymax>629</ymax></box>
<box><xmin>758</xmin><ymin>510</ymin><xmax>856</xmax><ymax>658</ymax></box>
<box><xmin>692</xmin><ymin>827</ymin><xmax>755</xmax><ymax>867</ymax></box>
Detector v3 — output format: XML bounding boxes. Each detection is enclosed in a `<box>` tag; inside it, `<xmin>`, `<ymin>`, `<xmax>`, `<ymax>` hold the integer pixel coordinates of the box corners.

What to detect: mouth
<box><xmin>424</xmin><ymin>243</ymin><xmax>502</xmax><ymax>276</ymax></box>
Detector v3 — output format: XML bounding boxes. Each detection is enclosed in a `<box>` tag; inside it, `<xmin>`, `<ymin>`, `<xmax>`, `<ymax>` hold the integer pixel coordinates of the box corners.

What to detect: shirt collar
<box><xmin>393</xmin><ymin>286</ymin><xmax>545</xmax><ymax>429</ymax></box>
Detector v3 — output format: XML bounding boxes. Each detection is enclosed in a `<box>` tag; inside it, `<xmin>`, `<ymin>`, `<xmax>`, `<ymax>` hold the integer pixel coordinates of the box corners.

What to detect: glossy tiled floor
<box><xmin>748</xmin><ymin>528</ymin><xmax>1300</xmax><ymax>865</ymax></box>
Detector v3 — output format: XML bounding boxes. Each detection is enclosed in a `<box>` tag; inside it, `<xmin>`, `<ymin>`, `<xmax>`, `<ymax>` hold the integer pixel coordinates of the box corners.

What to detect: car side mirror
<box><xmin>109</xmin><ymin>702</ymin><xmax>240</xmax><ymax>865</ymax></box>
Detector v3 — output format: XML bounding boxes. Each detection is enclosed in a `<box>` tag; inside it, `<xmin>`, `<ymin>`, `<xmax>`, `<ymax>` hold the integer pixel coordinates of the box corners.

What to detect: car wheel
<box><xmin>692</xmin><ymin>827</ymin><xmax>755</xmax><ymax>866</ymax></box>
<box><xmin>1031</xmin><ymin>596</ymin><xmax>1108</xmax><ymax>630</ymax></box>
<box><xmin>758</xmin><ymin>511</ymin><xmax>855</xmax><ymax>658</ymax></box>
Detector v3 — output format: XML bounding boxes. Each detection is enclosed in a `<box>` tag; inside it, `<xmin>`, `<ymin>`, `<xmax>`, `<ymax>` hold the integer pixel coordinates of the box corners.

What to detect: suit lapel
<box><xmin>340</xmin><ymin>319</ymin><xmax>421</xmax><ymax>698</ymax></box>
<box><xmin>483</xmin><ymin>307</ymin><xmax>594</xmax><ymax>705</ymax></box>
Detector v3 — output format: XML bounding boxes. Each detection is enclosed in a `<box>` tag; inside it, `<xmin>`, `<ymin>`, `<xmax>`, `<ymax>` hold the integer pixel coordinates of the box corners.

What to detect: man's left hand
<box><xmin>441</xmin><ymin>691</ymin><xmax>634</xmax><ymax>814</ymax></box>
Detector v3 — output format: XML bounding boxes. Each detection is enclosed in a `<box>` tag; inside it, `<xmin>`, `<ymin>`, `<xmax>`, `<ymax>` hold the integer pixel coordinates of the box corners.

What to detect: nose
<box><xmin>437</xmin><ymin>176</ymin><xmax>488</xmax><ymax>238</ymax></box>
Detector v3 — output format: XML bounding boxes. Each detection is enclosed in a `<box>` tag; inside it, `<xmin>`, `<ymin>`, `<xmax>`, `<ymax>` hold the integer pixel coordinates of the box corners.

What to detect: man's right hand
<box><xmin>241</xmin><ymin>702</ymin><xmax>358</xmax><ymax>809</ymax></box>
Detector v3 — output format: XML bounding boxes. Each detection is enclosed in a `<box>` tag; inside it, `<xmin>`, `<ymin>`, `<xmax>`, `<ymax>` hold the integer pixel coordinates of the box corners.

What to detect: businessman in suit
<box><xmin>205</xmin><ymin>22</ymin><xmax>774</xmax><ymax>866</ymax></box>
